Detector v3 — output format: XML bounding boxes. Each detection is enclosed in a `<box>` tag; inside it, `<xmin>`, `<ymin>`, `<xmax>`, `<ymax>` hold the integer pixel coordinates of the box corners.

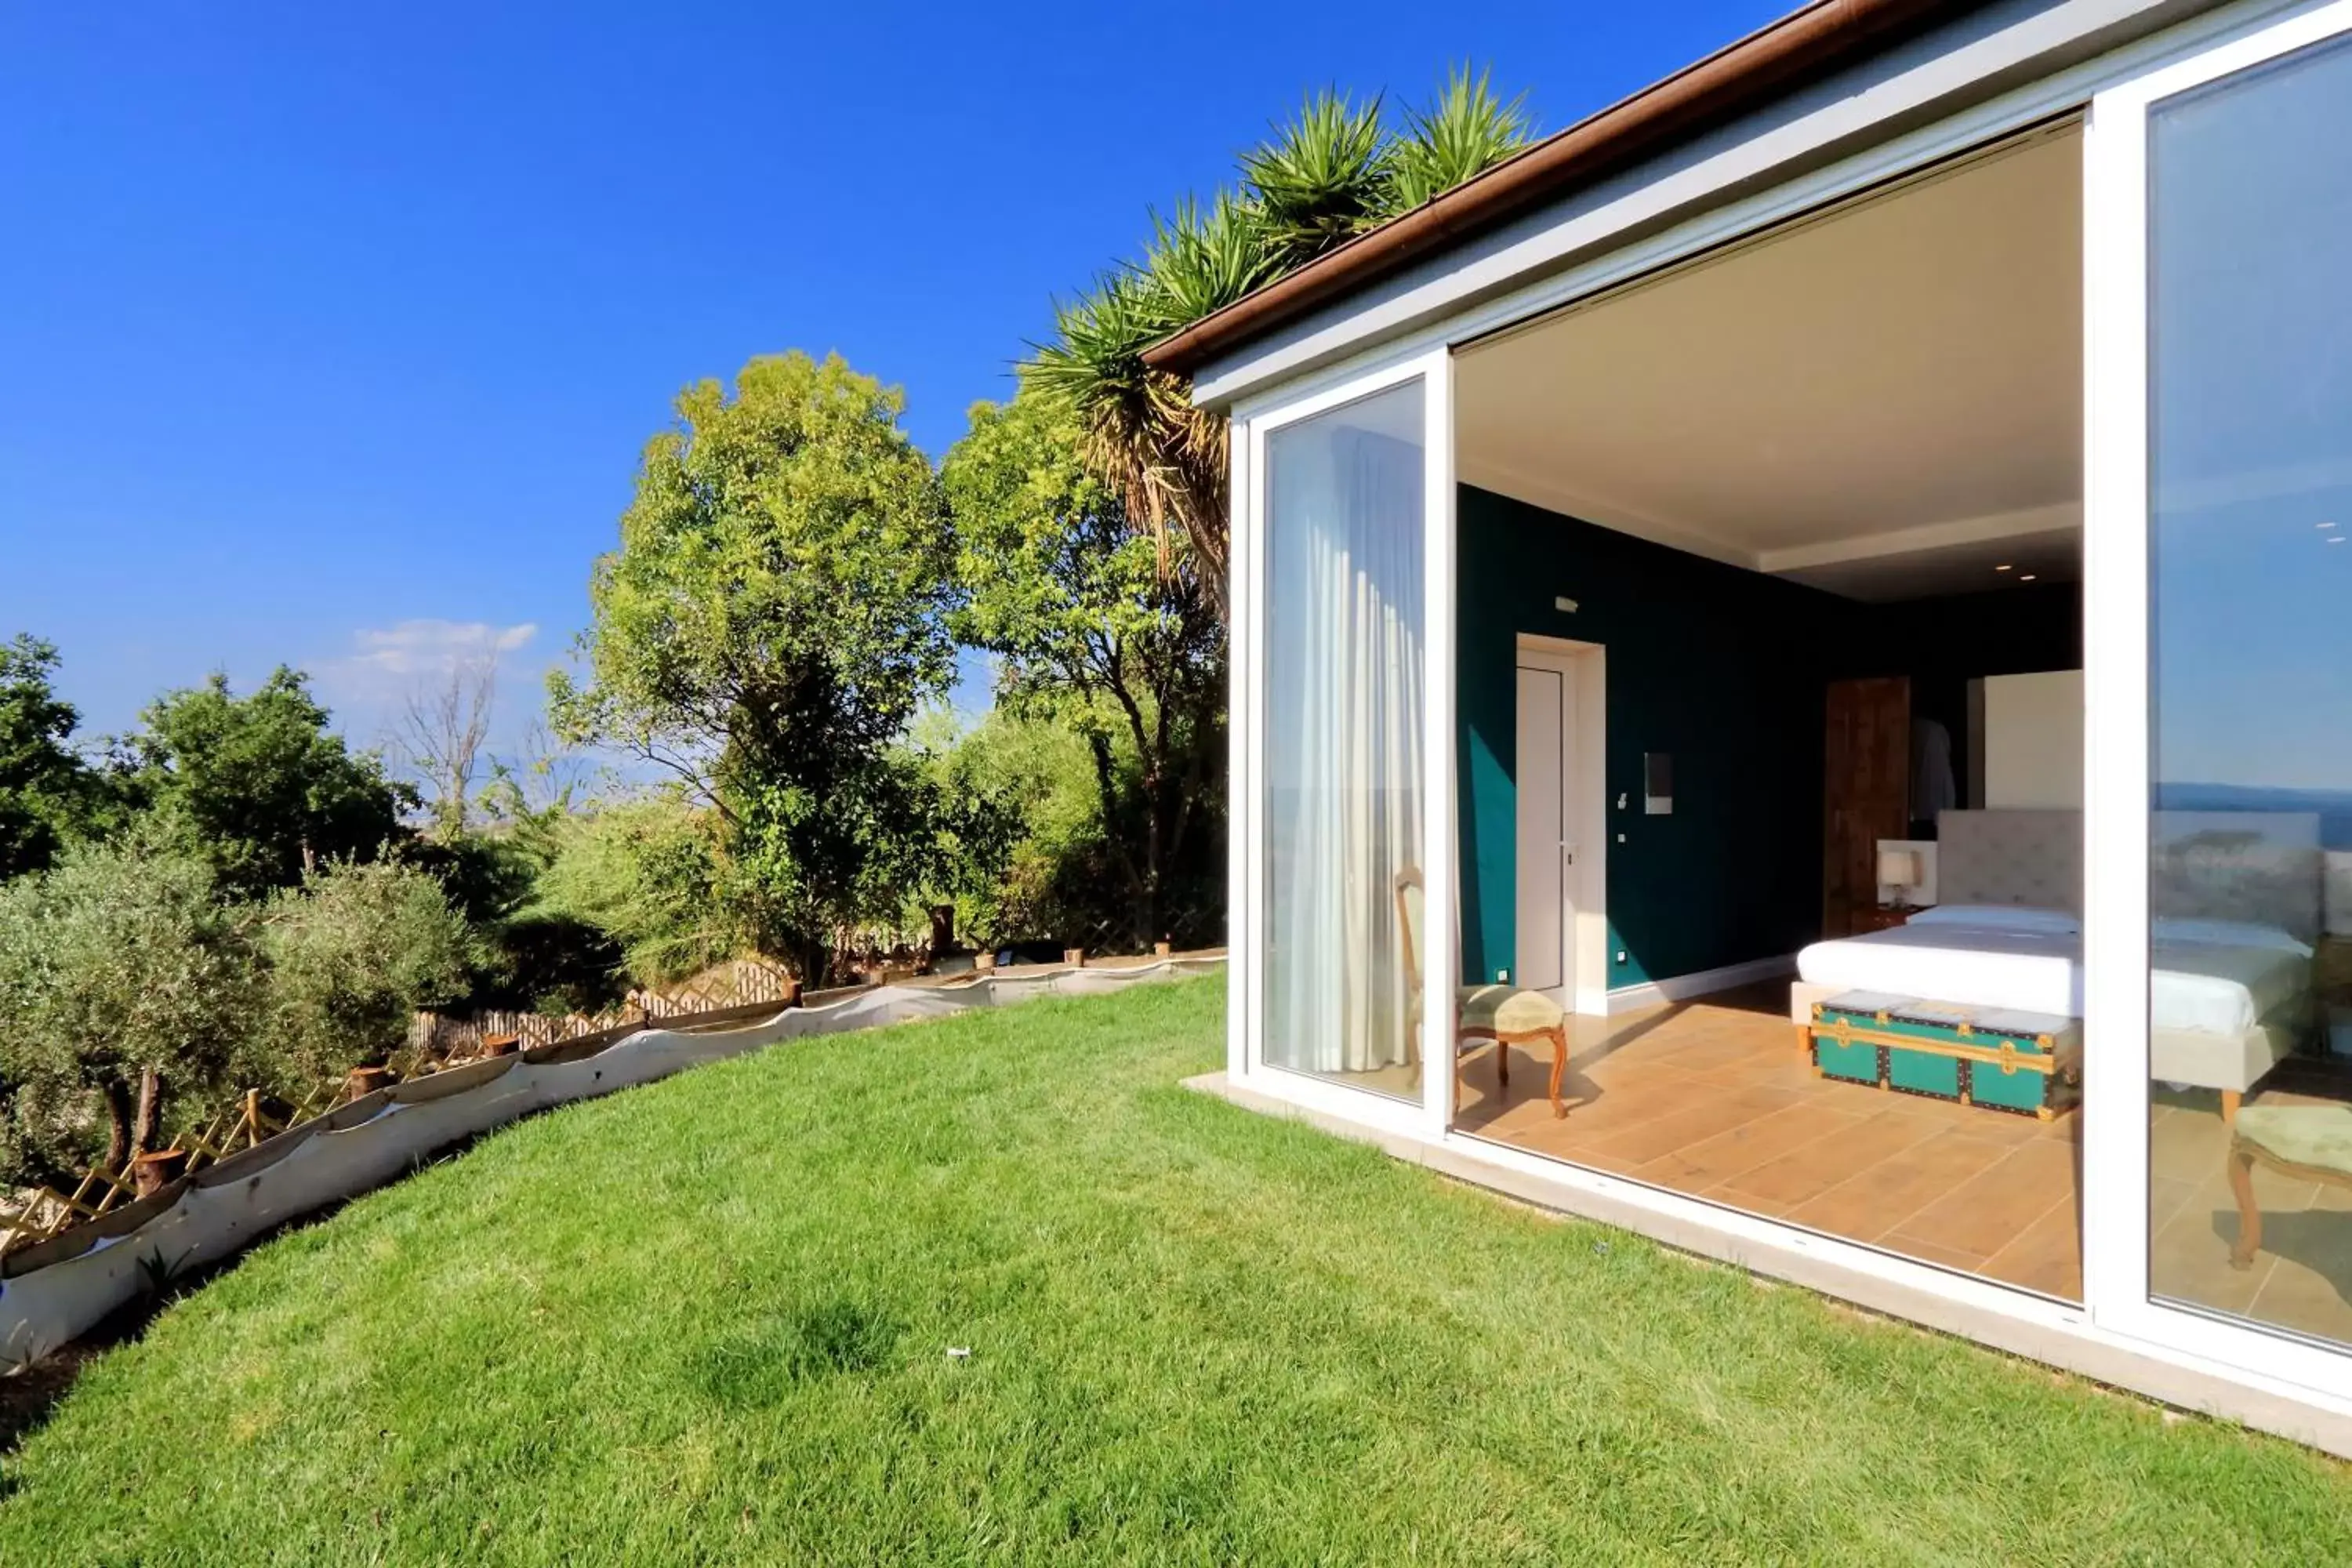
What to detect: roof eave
<box><xmin>1142</xmin><ymin>0</ymin><xmax>1991</xmax><ymax>379</ymax></box>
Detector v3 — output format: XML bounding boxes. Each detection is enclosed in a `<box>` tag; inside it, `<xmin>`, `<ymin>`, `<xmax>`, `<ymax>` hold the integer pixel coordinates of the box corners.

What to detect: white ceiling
<box><xmin>1456</xmin><ymin>126</ymin><xmax>2083</xmax><ymax>602</ymax></box>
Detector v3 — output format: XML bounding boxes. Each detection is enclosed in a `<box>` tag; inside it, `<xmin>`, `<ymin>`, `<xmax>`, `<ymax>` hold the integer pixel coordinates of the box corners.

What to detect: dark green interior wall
<box><xmin>1455</xmin><ymin>486</ymin><xmax>1835</xmax><ymax>989</ymax></box>
<box><xmin>1454</xmin><ymin>488</ymin><xmax>2082</xmax><ymax>991</ymax></box>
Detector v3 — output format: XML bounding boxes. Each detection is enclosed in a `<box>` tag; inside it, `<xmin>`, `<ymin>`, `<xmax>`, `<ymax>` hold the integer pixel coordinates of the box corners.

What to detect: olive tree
<box><xmin>0</xmin><ymin>839</ymin><xmax>260</xmax><ymax>1181</ymax></box>
<box><xmin>261</xmin><ymin>858</ymin><xmax>481</xmax><ymax>1083</ymax></box>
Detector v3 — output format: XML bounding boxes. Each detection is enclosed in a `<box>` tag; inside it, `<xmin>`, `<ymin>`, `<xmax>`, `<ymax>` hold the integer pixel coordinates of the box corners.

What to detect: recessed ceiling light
<box><xmin>1994</xmin><ymin>564</ymin><xmax>2014</xmax><ymax>572</ymax></box>
<box><xmin>2020</xmin><ymin>573</ymin><xmax>2038</xmax><ymax>581</ymax></box>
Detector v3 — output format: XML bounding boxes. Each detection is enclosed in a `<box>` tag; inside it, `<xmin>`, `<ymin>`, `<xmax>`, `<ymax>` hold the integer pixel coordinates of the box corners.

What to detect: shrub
<box><xmin>532</xmin><ymin>796</ymin><xmax>742</xmax><ymax>987</ymax></box>
<box><xmin>261</xmin><ymin>859</ymin><xmax>480</xmax><ymax>1081</ymax></box>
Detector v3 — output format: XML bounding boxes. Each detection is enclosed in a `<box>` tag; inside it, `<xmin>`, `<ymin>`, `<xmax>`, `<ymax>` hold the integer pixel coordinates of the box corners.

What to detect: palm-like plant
<box><xmin>1025</xmin><ymin>267</ymin><xmax>1236</xmax><ymax>618</ymax></box>
<box><xmin>1027</xmin><ymin>66</ymin><xmax>1537</xmax><ymax>623</ymax></box>
<box><xmin>1142</xmin><ymin>191</ymin><xmax>1279</xmax><ymax>328</ymax></box>
<box><xmin>1384</xmin><ymin>65</ymin><xmax>1537</xmax><ymax>214</ymax></box>
<box><xmin>1241</xmin><ymin>90</ymin><xmax>1392</xmax><ymax>268</ymax></box>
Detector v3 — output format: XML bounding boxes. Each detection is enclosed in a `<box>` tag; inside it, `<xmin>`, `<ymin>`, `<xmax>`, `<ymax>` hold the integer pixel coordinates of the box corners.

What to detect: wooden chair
<box><xmin>1396</xmin><ymin>868</ymin><xmax>1570</xmax><ymax>1119</ymax></box>
<box><xmin>2227</xmin><ymin>1104</ymin><xmax>2352</xmax><ymax>1270</ymax></box>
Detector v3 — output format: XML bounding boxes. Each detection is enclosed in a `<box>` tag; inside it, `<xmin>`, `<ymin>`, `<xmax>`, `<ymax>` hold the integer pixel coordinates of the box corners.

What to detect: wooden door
<box><xmin>1823</xmin><ymin>677</ymin><xmax>1910</xmax><ymax>938</ymax></box>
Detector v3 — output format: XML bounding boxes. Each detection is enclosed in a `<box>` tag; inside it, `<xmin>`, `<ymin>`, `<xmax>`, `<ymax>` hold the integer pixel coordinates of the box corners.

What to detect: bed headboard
<box><xmin>1936</xmin><ymin>809</ymin><xmax>2082</xmax><ymax>912</ymax></box>
<box><xmin>1934</xmin><ymin>807</ymin><xmax>2326</xmax><ymax>941</ymax></box>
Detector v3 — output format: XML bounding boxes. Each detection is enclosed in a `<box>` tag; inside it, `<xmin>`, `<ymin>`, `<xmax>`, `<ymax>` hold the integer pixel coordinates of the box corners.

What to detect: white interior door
<box><xmin>1515</xmin><ymin>661</ymin><xmax>1575</xmax><ymax>996</ymax></box>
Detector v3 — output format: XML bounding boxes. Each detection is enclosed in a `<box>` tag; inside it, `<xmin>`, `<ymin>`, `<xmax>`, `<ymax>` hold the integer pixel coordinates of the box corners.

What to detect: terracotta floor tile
<box><xmin>1476</xmin><ymin>990</ymin><xmax>2102</xmax><ymax>1294</ymax></box>
<box><xmin>2031</xmin><ymin>1109</ymin><xmax>2083</xmax><ymax>1142</ymax></box>
<box><xmin>1701</xmin><ymin>1187</ymin><xmax>1803</xmax><ymax>1221</ymax></box>
<box><xmin>1573</xmin><ymin>1087</ymin><xmax>1805</xmax><ymax>1168</ymax></box>
<box><xmin>1644</xmin><ymin>1037</ymin><xmax>1778</xmax><ymax>1076</ymax></box>
<box><xmin>2149</xmin><ymin>1106</ymin><xmax>2233</xmax><ymax>1183</ymax></box>
<box><xmin>1977</xmin><ymin>1196</ymin><xmax>2083</xmax><ymax>1300</ymax></box>
<box><xmin>1635</xmin><ymin>1102</ymin><xmax>1865</xmax><ymax>1192</ymax></box>
<box><xmin>2245</xmin><ymin>1247</ymin><xmax>2352</xmax><ymax>1346</ymax></box>
<box><xmin>1467</xmin><ymin>1066</ymin><xmax>1702</xmax><ymax>1139</ymax></box>
<box><xmin>2147</xmin><ymin>1174</ymin><xmax>2201</xmax><ymax>1237</ymax></box>
<box><xmin>1713</xmin><ymin>1107</ymin><xmax>1945</xmax><ymax>1210</ymax></box>
<box><xmin>2151</xmin><ymin>1192</ymin><xmax>2270</xmax><ymax>1316</ymax></box>
<box><xmin>1885</xmin><ymin>1235</ymin><xmax>1990</xmax><ymax>1274</ymax></box>
<box><xmin>1926</xmin><ymin>1103</ymin><xmax>2046</xmax><ymax>1145</ymax></box>
<box><xmin>1552</xmin><ymin>1065</ymin><xmax>1711</xmax><ymax>1112</ymax></box>
<box><xmin>1783</xmin><ymin>1130</ymin><xmax>2016</xmax><ymax>1244</ymax></box>
<box><xmin>1577</xmin><ymin>1061</ymin><xmax>1709</xmax><ymax>1098</ymax></box>
<box><xmin>1889</xmin><ymin>1139</ymin><xmax>2078</xmax><ymax>1261</ymax></box>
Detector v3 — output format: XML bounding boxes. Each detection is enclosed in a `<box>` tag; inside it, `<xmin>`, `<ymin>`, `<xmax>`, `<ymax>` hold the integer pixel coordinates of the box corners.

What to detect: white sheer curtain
<box><xmin>1264</xmin><ymin>383</ymin><xmax>1425</xmax><ymax>1083</ymax></box>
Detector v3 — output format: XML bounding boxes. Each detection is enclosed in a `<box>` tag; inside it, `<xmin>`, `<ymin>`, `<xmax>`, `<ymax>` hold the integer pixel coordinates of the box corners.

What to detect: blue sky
<box><xmin>0</xmin><ymin>2</ymin><xmax>1786</xmax><ymax>765</ymax></box>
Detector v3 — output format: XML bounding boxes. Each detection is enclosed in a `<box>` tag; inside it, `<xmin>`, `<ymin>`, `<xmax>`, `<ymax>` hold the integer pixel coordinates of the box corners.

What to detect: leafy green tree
<box><xmin>473</xmin><ymin>909</ymin><xmax>629</xmax><ymax>1018</ymax></box>
<box><xmin>397</xmin><ymin>822</ymin><xmax>627</xmax><ymax>1018</ymax></box>
<box><xmin>260</xmin><ymin>859</ymin><xmax>481</xmax><ymax>1080</ymax></box>
<box><xmin>0</xmin><ymin>838</ymin><xmax>261</xmax><ymax>1180</ymax></box>
<box><xmin>551</xmin><ymin>350</ymin><xmax>961</xmax><ymax>982</ymax></box>
<box><xmin>908</xmin><ymin>705</ymin><xmax>1113</xmax><ymax>953</ymax></box>
<box><xmin>945</xmin><ymin>393</ymin><xmax>1225</xmax><ymax>949</ymax></box>
<box><xmin>0</xmin><ymin>634</ymin><xmax>107</xmax><ymax>880</ymax></box>
<box><xmin>1027</xmin><ymin>66</ymin><xmax>1536</xmax><ymax>618</ymax></box>
<box><xmin>533</xmin><ymin>796</ymin><xmax>741</xmax><ymax>986</ymax></box>
<box><xmin>122</xmin><ymin>668</ymin><xmax>414</xmax><ymax>896</ymax></box>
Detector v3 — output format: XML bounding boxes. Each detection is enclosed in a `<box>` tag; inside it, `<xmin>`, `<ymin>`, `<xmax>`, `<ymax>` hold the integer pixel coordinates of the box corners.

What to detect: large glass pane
<box><xmin>1264</xmin><ymin>381</ymin><xmax>1426</xmax><ymax>1098</ymax></box>
<box><xmin>2147</xmin><ymin>35</ymin><xmax>2352</xmax><ymax>1345</ymax></box>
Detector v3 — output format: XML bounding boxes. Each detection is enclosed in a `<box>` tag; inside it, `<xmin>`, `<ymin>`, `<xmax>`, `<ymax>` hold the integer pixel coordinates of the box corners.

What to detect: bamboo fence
<box><xmin>404</xmin><ymin>957</ymin><xmax>797</xmax><ymax>1058</ymax></box>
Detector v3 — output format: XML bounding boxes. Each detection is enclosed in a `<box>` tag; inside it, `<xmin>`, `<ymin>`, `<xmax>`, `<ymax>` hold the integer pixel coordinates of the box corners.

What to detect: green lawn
<box><xmin>2</xmin><ymin>973</ymin><xmax>2345</xmax><ymax>1564</ymax></box>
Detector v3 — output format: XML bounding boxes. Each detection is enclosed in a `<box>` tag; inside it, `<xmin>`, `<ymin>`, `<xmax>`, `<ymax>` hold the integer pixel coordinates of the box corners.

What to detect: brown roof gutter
<box><xmin>1143</xmin><ymin>0</ymin><xmax>1991</xmax><ymax>377</ymax></box>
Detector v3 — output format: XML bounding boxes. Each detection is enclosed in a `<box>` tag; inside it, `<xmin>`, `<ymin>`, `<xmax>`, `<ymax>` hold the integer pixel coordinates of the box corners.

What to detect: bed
<box><xmin>1789</xmin><ymin>808</ymin><xmax>2321</xmax><ymax>1120</ymax></box>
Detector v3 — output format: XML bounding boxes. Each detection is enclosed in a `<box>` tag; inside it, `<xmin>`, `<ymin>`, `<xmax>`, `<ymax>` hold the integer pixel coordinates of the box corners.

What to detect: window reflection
<box><xmin>2147</xmin><ymin>35</ymin><xmax>2352</xmax><ymax>1344</ymax></box>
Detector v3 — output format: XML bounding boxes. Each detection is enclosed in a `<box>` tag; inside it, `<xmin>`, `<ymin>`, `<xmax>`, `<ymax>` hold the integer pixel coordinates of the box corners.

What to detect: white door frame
<box><xmin>1232</xmin><ymin>340</ymin><xmax>1460</xmax><ymax>1145</ymax></box>
<box><xmin>1515</xmin><ymin>635</ymin><xmax>1609</xmax><ymax>1016</ymax></box>
<box><xmin>2082</xmin><ymin>0</ymin><xmax>2352</xmax><ymax>1401</ymax></box>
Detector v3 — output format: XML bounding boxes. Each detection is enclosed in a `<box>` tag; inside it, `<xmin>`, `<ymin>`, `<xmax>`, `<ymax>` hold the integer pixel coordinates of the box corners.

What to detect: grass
<box><xmin>1</xmin><ymin>974</ymin><xmax>2346</xmax><ymax>1565</ymax></box>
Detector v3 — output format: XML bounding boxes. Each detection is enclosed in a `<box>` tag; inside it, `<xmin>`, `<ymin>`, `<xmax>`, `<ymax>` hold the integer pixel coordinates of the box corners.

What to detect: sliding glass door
<box><xmin>1239</xmin><ymin>349</ymin><xmax>1457</xmax><ymax>1132</ymax></box>
<box><xmin>2086</xmin><ymin>0</ymin><xmax>2352</xmax><ymax>1395</ymax></box>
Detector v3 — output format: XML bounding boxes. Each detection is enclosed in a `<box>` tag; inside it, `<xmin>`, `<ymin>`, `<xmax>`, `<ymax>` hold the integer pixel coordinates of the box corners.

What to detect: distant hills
<box><xmin>2158</xmin><ymin>782</ymin><xmax>2352</xmax><ymax>848</ymax></box>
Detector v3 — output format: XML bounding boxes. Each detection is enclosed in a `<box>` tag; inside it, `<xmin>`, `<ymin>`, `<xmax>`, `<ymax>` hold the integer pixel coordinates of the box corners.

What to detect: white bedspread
<box><xmin>1795</xmin><ymin>922</ymin><xmax>2308</xmax><ymax>1036</ymax></box>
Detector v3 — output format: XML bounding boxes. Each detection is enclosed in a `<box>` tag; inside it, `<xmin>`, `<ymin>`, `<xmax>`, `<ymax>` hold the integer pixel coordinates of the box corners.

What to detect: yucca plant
<box><xmin>1241</xmin><ymin>89</ymin><xmax>1392</xmax><ymax>269</ymax></box>
<box><xmin>1028</xmin><ymin>66</ymin><xmax>1537</xmax><ymax>624</ymax></box>
<box><xmin>1384</xmin><ymin>65</ymin><xmax>1537</xmax><ymax>214</ymax></box>
<box><xmin>1140</xmin><ymin>192</ymin><xmax>1279</xmax><ymax>329</ymax></box>
<box><xmin>1025</xmin><ymin>272</ymin><xmax>1233</xmax><ymax>616</ymax></box>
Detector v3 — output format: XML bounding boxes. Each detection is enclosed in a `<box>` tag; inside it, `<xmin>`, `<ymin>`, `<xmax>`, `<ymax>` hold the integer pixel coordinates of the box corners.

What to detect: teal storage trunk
<box><xmin>1809</xmin><ymin>991</ymin><xmax>2082</xmax><ymax>1120</ymax></box>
